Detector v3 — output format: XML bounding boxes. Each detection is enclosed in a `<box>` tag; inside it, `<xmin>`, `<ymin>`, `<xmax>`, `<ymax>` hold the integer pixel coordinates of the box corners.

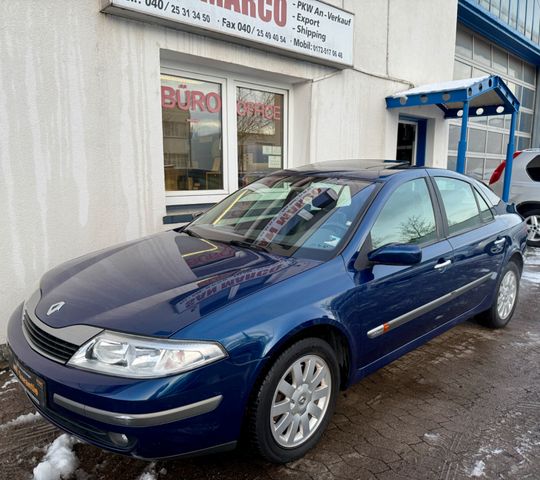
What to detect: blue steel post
<box><xmin>502</xmin><ymin>110</ymin><xmax>517</xmax><ymax>203</ymax></box>
<box><xmin>456</xmin><ymin>100</ymin><xmax>470</xmax><ymax>173</ymax></box>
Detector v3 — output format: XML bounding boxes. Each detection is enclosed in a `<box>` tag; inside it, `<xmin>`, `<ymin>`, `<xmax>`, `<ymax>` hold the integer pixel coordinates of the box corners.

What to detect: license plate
<box><xmin>9</xmin><ymin>353</ymin><xmax>47</xmax><ymax>407</ymax></box>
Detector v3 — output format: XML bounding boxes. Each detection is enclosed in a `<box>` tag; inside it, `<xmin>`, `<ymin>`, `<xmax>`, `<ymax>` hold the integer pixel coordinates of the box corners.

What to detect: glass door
<box><xmin>396</xmin><ymin>120</ymin><xmax>418</xmax><ymax>165</ymax></box>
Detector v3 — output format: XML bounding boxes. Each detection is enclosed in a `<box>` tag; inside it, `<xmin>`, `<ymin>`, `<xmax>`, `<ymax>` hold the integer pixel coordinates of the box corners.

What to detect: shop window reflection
<box><xmin>161</xmin><ymin>75</ymin><xmax>224</xmax><ymax>192</ymax></box>
<box><xmin>237</xmin><ymin>87</ymin><xmax>284</xmax><ymax>188</ymax></box>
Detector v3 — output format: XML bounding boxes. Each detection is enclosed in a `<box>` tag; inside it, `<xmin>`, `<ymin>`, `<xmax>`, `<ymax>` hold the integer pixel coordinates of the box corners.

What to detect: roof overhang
<box><xmin>385</xmin><ymin>75</ymin><xmax>520</xmax><ymax>119</ymax></box>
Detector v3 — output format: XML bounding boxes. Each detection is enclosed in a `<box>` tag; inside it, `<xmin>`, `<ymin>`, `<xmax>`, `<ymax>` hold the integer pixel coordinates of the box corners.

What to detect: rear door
<box><xmin>346</xmin><ymin>176</ymin><xmax>457</xmax><ymax>368</ymax></box>
<box><xmin>431</xmin><ymin>175</ymin><xmax>507</xmax><ymax>316</ymax></box>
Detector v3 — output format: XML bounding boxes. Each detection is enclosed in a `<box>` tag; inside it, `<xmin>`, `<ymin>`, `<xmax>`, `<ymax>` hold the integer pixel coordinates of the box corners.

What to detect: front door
<box><xmin>344</xmin><ymin>177</ymin><xmax>457</xmax><ymax>370</ymax></box>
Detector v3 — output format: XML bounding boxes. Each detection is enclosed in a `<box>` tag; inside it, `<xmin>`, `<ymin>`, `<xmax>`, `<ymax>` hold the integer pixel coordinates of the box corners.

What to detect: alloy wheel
<box><xmin>270</xmin><ymin>354</ymin><xmax>332</xmax><ymax>448</ymax></box>
<box><xmin>497</xmin><ymin>270</ymin><xmax>517</xmax><ymax>320</ymax></box>
<box><xmin>525</xmin><ymin>215</ymin><xmax>540</xmax><ymax>243</ymax></box>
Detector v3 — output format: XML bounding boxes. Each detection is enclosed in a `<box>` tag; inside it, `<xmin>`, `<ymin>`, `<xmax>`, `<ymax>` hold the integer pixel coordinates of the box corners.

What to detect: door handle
<box><xmin>494</xmin><ymin>238</ymin><xmax>506</xmax><ymax>246</ymax></box>
<box><xmin>434</xmin><ymin>259</ymin><xmax>452</xmax><ymax>270</ymax></box>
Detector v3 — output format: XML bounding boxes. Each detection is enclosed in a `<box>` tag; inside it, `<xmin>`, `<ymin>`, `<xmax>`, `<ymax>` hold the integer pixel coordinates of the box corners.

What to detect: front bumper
<box><xmin>7</xmin><ymin>304</ymin><xmax>260</xmax><ymax>459</ymax></box>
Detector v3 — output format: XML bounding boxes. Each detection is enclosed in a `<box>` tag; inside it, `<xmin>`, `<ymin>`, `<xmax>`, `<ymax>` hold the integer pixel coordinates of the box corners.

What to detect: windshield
<box><xmin>186</xmin><ymin>174</ymin><xmax>376</xmax><ymax>260</ymax></box>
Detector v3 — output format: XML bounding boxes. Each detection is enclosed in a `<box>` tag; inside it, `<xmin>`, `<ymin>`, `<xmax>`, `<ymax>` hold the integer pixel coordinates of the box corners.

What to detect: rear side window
<box><xmin>371</xmin><ymin>178</ymin><xmax>437</xmax><ymax>249</ymax></box>
<box><xmin>473</xmin><ymin>188</ymin><xmax>495</xmax><ymax>223</ymax></box>
<box><xmin>435</xmin><ymin>177</ymin><xmax>493</xmax><ymax>235</ymax></box>
<box><xmin>473</xmin><ymin>179</ymin><xmax>501</xmax><ymax>207</ymax></box>
<box><xmin>526</xmin><ymin>155</ymin><xmax>540</xmax><ymax>182</ymax></box>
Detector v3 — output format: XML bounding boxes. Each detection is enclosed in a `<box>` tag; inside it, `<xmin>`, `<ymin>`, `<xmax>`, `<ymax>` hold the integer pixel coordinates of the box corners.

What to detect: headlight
<box><xmin>68</xmin><ymin>331</ymin><xmax>227</xmax><ymax>378</ymax></box>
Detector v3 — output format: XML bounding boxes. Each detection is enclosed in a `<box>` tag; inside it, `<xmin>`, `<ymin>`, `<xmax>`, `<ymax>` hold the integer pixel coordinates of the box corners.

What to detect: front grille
<box><xmin>23</xmin><ymin>312</ymin><xmax>79</xmax><ymax>363</ymax></box>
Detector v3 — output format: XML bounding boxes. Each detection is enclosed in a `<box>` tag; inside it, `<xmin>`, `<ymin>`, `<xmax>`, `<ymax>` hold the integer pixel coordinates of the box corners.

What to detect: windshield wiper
<box><xmin>182</xmin><ymin>227</ymin><xmax>271</xmax><ymax>253</ymax></box>
<box><xmin>227</xmin><ymin>239</ymin><xmax>271</xmax><ymax>253</ymax></box>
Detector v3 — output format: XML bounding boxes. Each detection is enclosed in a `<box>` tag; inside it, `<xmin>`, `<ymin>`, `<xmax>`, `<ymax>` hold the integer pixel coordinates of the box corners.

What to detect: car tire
<box><xmin>478</xmin><ymin>261</ymin><xmax>521</xmax><ymax>329</ymax></box>
<box><xmin>247</xmin><ymin>338</ymin><xmax>339</xmax><ymax>463</ymax></box>
<box><xmin>523</xmin><ymin>209</ymin><xmax>540</xmax><ymax>248</ymax></box>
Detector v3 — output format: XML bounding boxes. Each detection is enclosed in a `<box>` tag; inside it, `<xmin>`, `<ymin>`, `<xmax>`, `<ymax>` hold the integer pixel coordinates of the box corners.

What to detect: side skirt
<box><xmin>351</xmin><ymin>301</ymin><xmax>489</xmax><ymax>385</ymax></box>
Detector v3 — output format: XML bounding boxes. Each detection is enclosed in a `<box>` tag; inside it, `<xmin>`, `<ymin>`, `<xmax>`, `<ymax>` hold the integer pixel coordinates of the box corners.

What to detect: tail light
<box><xmin>489</xmin><ymin>161</ymin><xmax>506</xmax><ymax>185</ymax></box>
<box><xmin>488</xmin><ymin>151</ymin><xmax>522</xmax><ymax>185</ymax></box>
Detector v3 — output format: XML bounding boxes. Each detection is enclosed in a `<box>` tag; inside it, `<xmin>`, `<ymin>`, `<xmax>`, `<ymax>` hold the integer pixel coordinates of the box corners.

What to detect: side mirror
<box><xmin>506</xmin><ymin>203</ymin><xmax>517</xmax><ymax>214</ymax></box>
<box><xmin>367</xmin><ymin>243</ymin><xmax>422</xmax><ymax>266</ymax></box>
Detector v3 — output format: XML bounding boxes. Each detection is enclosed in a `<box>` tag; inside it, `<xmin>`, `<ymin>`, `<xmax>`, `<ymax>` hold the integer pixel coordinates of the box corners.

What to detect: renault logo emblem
<box><xmin>46</xmin><ymin>302</ymin><xmax>65</xmax><ymax>316</ymax></box>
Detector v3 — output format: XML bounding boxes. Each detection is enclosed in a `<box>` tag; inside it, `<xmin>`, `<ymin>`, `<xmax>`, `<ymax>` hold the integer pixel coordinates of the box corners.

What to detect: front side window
<box><xmin>237</xmin><ymin>87</ymin><xmax>285</xmax><ymax>188</ymax></box>
<box><xmin>435</xmin><ymin>177</ymin><xmax>493</xmax><ymax>235</ymax></box>
<box><xmin>187</xmin><ymin>175</ymin><xmax>375</xmax><ymax>260</ymax></box>
<box><xmin>161</xmin><ymin>75</ymin><xmax>223</xmax><ymax>192</ymax></box>
<box><xmin>370</xmin><ymin>179</ymin><xmax>437</xmax><ymax>249</ymax></box>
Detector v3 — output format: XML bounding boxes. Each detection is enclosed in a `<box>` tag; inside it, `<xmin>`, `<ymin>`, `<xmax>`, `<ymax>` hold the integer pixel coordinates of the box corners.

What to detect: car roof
<box><xmin>283</xmin><ymin>160</ymin><xmax>421</xmax><ymax>182</ymax></box>
<box><xmin>515</xmin><ymin>149</ymin><xmax>540</xmax><ymax>161</ymax></box>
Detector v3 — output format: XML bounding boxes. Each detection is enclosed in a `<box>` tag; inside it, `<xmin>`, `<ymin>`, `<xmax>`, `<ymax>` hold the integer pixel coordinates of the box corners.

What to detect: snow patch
<box><xmin>526</xmin><ymin>332</ymin><xmax>540</xmax><ymax>342</ymax></box>
<box><xmin>1</xmin><ymin>377</ymin><xmax>18</xmax><ymax>389</ymax></box>
<box><xmin>424</xmin><ymin>432</ymin><xmax>440</xmax><ymax>442</ymax></box>
<box><xmin>0</xmin><ymin>411</ymin><xmax>41</xmax><ymax>431</ymax></box>
<box><xmin>478</xmin><ymin>445</ymin><xmax>504</xmax><ymax>457</ymax></box>
<box><xmin>391</xmin><ymin>76</ymin><xmax>490</xmax><ymax>98</ymax></box>
<box><xmin>137</xmin><ymin>462</ymin><xmax>157</xmax><ymax>480</ymax></box>
<box><xmin>512</xmin><ymin>332</ymin><xmax>540</xmax><ymax>348</ymax></box>
<box><xmin>515</xmin><ymin>432</ymin><xmax>540</xmax><ymax>457</ymax></box>
<box><xmin>138</xmin><ymin>473</ymin><xmax>157</xmax><ymax>480</ymax></box>
<box><xmin>33</xmin><ymin>434</ymin><xmax>79</xmax><ymax>480</ymax></box>
<box><xmin>470</xmin><ymin>460</ymin><xmax>486</xmax><ymax>477</ymax></box>
<box><xmin>525</xmin><ymin>255</ymin><xmax>540</xmax><ymax>266</ymax></box>
<box><xmin>521</xmin><ymin>269</ymin><xmax>540</xmax><ymax>284</ymax></box>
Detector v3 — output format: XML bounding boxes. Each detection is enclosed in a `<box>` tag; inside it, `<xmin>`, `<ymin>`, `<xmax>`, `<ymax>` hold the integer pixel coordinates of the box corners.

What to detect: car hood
<box><xmin>35</xmin><ymin>231</ymin><xmax>319</xmax><ymax>337</ymax></box>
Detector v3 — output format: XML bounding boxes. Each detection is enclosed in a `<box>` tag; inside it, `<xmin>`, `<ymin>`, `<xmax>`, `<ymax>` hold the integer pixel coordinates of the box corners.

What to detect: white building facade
<box><xmin>0</xmin><ymin>0</ymin><xmax>538</xmax><ymax>347</ymax></box>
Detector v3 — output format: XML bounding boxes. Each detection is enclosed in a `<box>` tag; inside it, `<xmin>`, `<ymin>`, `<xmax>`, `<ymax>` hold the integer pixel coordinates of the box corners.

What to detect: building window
<box><xmin>478</xmin><ymin>0</ymin><xmax>540</xmax><ymax>46</ymax></box>
<box><xmin>236</xmin><ymin>86</ymin><xmax>285</xmax><ymax>188</ymax></box>
<box><xmin>160</xmin><ymin>68</ymin><xmax>289</xmax><ymax>206</ymax></box>
<box><xmin>449</xmin><ymin>26</ymin><xmax>537</xmax><ymax>181</ymax></box>
<box><xmin>161</xmin><ymin>75</ymin><xmax>224</xmax><ymax>192</ymax></box>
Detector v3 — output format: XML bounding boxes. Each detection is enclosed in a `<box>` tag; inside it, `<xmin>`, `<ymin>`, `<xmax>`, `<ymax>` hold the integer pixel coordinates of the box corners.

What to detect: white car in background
<box><xmin>490</xmin><ymin>148</ymin><xmax>540</xmax><ymax>247</ymax></box>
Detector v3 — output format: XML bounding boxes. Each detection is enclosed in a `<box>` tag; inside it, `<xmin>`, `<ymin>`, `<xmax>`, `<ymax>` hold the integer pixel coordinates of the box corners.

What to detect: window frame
<box><xmin>160</xmin><ymin>65</ymin><xmax>290</xmax><ymax>207</ymax></box>
<box><xmin>431</xmin><ymin>175</ymin><xmax>495</xmax><ymax>239</ymax></box>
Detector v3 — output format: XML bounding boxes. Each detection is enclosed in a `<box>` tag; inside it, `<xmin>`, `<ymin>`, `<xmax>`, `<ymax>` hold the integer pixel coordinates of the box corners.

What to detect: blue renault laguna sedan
<box><xmin>7</xmin><ymin>162</ymin><xmax>527</xmax><ymax>462</ymax></box>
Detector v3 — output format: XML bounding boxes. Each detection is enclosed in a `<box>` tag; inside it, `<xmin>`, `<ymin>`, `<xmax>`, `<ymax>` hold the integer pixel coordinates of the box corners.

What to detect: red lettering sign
<box><xmin>161</xmin><ymin>85</ymin><xmax>223</xmax><ymax>113</ymax></box>
<box><xmin>237</xmin><ymin>100</ymin><xmax>281</xmax><ymax>120</ymax></box>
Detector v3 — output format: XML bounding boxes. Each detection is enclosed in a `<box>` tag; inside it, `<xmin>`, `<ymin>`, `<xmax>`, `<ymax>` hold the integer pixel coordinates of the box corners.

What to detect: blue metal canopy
<box><xmin>386</xmin><ymin>75</ymin><xmax>520</xmax><ymax>202</ymax></box>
